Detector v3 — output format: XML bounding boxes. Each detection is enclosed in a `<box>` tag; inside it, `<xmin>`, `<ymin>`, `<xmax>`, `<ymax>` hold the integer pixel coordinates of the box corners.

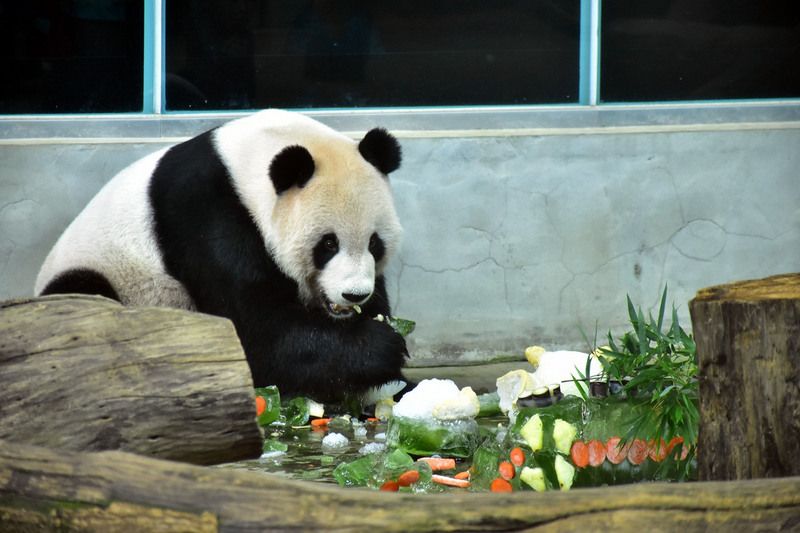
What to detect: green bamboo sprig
<box><xmin>598</xmin><ymin>286</ymin><xmax>699</xmax><ymax>448</ymax></box>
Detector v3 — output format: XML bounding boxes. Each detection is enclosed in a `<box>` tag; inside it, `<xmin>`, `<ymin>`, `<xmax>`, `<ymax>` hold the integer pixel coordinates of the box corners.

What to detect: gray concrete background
<box><xmin>2</xmin><ymin>110</ymin><xmax>799</xmax><ymax>365</ymax></box>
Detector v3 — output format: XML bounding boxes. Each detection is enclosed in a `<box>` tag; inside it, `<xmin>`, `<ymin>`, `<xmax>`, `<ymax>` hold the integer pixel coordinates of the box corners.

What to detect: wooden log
<box><xmin>1</xmin><ymin>439</ymin><xmax>799</xmax><ymax>532</ymax></box>
<box><xmin>0</xmin><ymin>295</ymin><xmax>262</xmax><ymax>465</ymax></box>
<box><xmin>689</xmin><ymin>273</ymin><xmax>800</xmax><ymax>481</ymax></box>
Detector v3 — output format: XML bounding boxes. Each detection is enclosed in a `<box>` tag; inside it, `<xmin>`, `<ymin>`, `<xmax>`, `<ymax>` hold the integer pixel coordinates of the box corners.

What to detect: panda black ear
<box><xmin>358</xmin><ymin>128</ymin><xmax>402</xmax><ymax>175</ymax></box>
<box><xmin>269</xmin><ymin>145</ymin><xmax>315</xmax><ymax>194</ymax></box>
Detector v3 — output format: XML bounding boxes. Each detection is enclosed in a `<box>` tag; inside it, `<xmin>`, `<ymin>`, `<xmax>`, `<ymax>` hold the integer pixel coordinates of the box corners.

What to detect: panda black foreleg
<box><xmin>236</xmin><ymin>309</ymin><xmax>409</xmax><ymax>402</ymax></box>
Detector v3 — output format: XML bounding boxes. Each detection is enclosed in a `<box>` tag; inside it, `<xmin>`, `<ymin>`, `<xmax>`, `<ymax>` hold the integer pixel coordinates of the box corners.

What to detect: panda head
<box><xmin>268</xmin><ymin>128</ymin><xmax>403</xmax><ymax>319</ymax></box>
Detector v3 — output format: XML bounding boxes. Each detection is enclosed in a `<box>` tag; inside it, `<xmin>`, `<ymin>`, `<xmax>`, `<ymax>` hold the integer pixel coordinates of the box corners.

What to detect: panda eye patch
<box><xmin>368</xmin><ymin>232</ymin><xmax>385</xmax><ymax>261</ymax></box>
<box><xmin>323</xmin><ymin>235</ymin><xmax>338</xmax><ymax>252</ymax></box>
<box><xmin>313</xmin><ymin>233</ymin><xmax>339</xmax><ymax>269</ymax></box>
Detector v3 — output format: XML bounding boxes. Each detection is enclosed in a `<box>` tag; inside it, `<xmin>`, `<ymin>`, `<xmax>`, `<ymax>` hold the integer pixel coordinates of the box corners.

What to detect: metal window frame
<box><xmin>2</xmin><ymin>0</ymin><xmax>800</xmax><ymax>140</ymax></box>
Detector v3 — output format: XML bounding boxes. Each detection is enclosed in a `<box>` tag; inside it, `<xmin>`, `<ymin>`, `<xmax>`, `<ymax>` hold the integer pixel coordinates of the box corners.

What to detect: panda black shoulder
<box><xmin>147</xmin><ymin>129</ymin><xmax>288</xmax><ymax>304</ymax></box>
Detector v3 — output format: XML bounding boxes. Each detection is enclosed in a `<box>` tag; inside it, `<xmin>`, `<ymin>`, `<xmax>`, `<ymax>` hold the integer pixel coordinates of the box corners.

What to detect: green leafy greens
<box><xmin>598</xmin><ymin>286</ymin><xmax>698</xmax><ymax>453</ymax></box>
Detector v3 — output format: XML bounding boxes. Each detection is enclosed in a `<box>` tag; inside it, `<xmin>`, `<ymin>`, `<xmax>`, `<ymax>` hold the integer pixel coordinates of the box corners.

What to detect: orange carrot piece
<box><xmin>509</xmin><ymin>447</ymin><xmax>526</xmax><ymax>467</ymax></box>
<box><xmin>431</xmin><ymin>474</ymin><xmax>470</xmax><ymax>488</ymax></box>
<box><xmin>397</xmin><ymin>470</ymin><xmax>421</xmax><ymax>487</ymax></box>
<box><xmin>418</xmin><ymin>457</ymin><xmax>456</xmax><ymax>471</ymax></box>
<box><xmin>587</xmin><ymin>439</ymin><xmax>607</xmax><ymax>467</ymax></box>
<box><xmin>310</xmin><ymin>418</ymin><xmax>331</xmax><ymax>428</ymax></box>
<box><xmin>648</xmin><ymin>438</ymin><xmax>668</xmax><ymax>462</ymax></box>
<box><xmin>606</xmin><ymin>437</ymin><xmax>628</xmax><ymax>465</ymax></box>
<box><xmin>380</xmin><ymin>480</ymin><xmax>400</xmax><ymax>491</ymax></box>
<box><xmin>366</xmin><ymin>417</ymin><xmax>380</xmax><ymax>423</ymax></box>
<box><xmin>627</xmin><ymin>438</ymin><xmax>648</xmax><ymax>465</ymax></box>
<box><xmin>570</xmin><ymin>441</ymin><xmax>589</xmax><ymax>468</ymax></box>
<box><xmin>454</xmin><ymin>470</ymin><xmax>471</xmax><ymax>480</ymax></box>
<box><xmin>490</xmin><ymin>477</ymin><xmax>513</xmax><ymax>493</ymax></box>
<box><xmin>255</xmin><ymin>396</ymin><xmax>266</xmax><ymax>416</ymax></box>
<box><xmin>666</xmin><ymin>436</ymin><xmax>684</xmax><ymax>457</ymax></box>
<box><xmin>498</xmin><ymin>461</ymin><xmax>515</xmax><ymax>480</ymax></box>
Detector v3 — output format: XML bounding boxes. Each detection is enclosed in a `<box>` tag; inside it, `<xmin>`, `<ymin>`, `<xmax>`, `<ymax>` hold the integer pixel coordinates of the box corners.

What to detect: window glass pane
<box><xmin>165</xmin><ymin>1</ymin><xmax>580</xmax><ymax>110</ymax></box>
<box><xmin>601</xmin><ymin>1</ymin><xmax>800</xmax><ymax>102</ymax></box>
<box><xmin>0</xmin><ymin>1</ymin><xmax>144</xmax><ymax>113</ymax></box>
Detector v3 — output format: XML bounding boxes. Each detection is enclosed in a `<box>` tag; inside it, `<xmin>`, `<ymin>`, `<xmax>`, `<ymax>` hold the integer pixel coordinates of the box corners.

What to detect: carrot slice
<box><xmin>432</xmin><ymin>474</ymin><xmax>470</xmax><ymax>488</ymax></box>
<box><xmin>366</xmin><ymin>417</ymin><xmax>380</xmax><ymax>423</ymax></box>
<box><xmin>454</xmin><ymin>470</ymin><xmax>471</xmax><ymax>480</ymax></box>
<box><xmin>498</xmin><ymin>461</ymin><xmax>515</xmax><ymax>480</ymax></box>
<box><xmin>570</xmin><ymin>441</ymin><xmax>589</xmax><ymax>468</ymax></box>
<box><xmin>606</xmin><ymin>437</ymin><xmax>628</xmax><ymax>465</ymax></box>
<box><xmin>490</xmin><ymin>477</ymin><xmax>513</xmax><ymax>493</ymax></box>
<box><xmin>255</xmin><ymin>396</ymin><xmax>266</xmax><ymax>416</ymax></box>
<box><xmin>380</xmin><ymin>480</ymin><xmax>400</xmax><ymax>491</ymax></box>
<box><xmin>648</xmin><ymin>438</ymin><xmax>668</xmax><ymax>462</ymax></box>
<box><xmin>627</xmin><ymin>438</ymin><xmax>648</xmax><ymax>465</ymax></box>
<box><xmin>509</xmin><ymin>447</ymin><xmax>525</xmax><ymax>467</ymax></box>
<box><xmin>397</xmin><ymin>470</ymin><xmax>420</xmax><ymax>487</ymax></box>
<box><xmin>310</xmin><ymin>418</ymin><xmax>331</xmax><ymax>428</ymax></box>
<box><xmin>587</xmin><ymin>439</ymin><xmax>606</xmax><ymax>467</ymax></box>
<box><xmin>666</xmin><ymin>436</ymin><xmax>684</xmax><ymax>456</ymax></box>
<box><xmin>418</xmin><ymin>457</ymin><xmax>456</xmax><ymax>471</ymax></box>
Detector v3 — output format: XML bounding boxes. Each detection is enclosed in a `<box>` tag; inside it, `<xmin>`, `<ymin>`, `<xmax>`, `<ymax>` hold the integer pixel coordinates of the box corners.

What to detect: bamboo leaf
<box><xmin>627</xmin><ymin>295</ymin><xmax>638</xmax><ymax>327</ymax></box>
<box><xmin>658</xmin><ymin>384</ymin><xmax>675</xmax><ymax>399</ymax></box>
<box><xmin>656</xmin><ymin>284</ymin><xmax>668</xmax><ymax>334</ymax></box>
<box><xmin>597</xmin><ymin>286</ymin><xmax>698</xmax><ymax>450</ymax></box>
<box><xmin>637</xmin><ymin>308</ymin><xmax>647</xmax><ymax>359</ymax></box>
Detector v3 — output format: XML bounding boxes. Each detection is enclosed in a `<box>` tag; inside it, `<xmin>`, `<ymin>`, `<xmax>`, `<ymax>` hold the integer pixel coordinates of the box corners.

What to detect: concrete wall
<box><xmin>2</xmin><ymin>110</ymin><xmax>799</xmax><ymax>364</ymax></box>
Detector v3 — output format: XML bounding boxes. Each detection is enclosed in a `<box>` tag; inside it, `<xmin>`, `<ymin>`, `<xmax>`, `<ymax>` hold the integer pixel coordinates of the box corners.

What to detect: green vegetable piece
<box><xmin>262</xmin><ymin>438</ymin><xmax>288</xmax><ymax>453</ymax></box>
<box><xmin>386</xmin><ymin>417</ymin><xmax>480</xmax><ymax>458</ymax></box>
<box><xmin>469</xmin><ymin>440</ymin><xmax>504</xmax><ymax>490</ymax></box>
<box><xmin>370</xmin><ymin>449</ymin><xmax>416</xmax><ymax>488</ymax></box>
<box><xmin>408</xmin><ymin>460</ymin><xmax>437</xmax><ymax>493</ymax></box>
<box><xmin>384</xmin><ymin>449</ymin><xmax>414</xmax><ymax>472</ymax></box>
<box><xmin>528</xmin><ymin>450</ymin><xmax>560</xmax><ymax>491</ymax></box>
<box><xmin>520</xmin><ymin>466</ymin><xmax>547</xmax><ymax>492</ymax></box>
<box><xmin>327</xmin><ymin>416</ymin><xmax>351</xmax><ymax>431</ymax></box>
<box><xmin>283</xmin><ymin>397</ymin><xmax>311</xmax><ymax>426</ymax></box>
<box><xmin>554</xmin><ymin>454</ymin><xmax>576</xmax><ymax>491</ymax></box>
<box><xmin>520</xmin><ymin>414</ymin><xmax>544</xmax><ymax>451</ymax></box>
<box><xmin>254</xmin><ymin>386</ymin><xmax>281</xmax><ymax>426</ymax></box>
<box><xmin>552</xmin><ymin>419</ymin><xmax>578</xmax><ymax>455</ymax></box>
<box><xmin>333</xmin><ymin>455</ymin><xmax>379</xmax><ymax>487</ymax></box>
<box><xmin>477</xmin><ymin>391</ymin><xmax>502</xmax><ymax>417</ymax></box>
<box><xmin>385</xmin><ymin>316</ymin><xmax>416</xmax><ymax>337</ymax></box>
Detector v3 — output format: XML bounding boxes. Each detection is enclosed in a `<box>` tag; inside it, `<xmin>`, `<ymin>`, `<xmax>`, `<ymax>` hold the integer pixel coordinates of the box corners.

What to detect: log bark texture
<box><xmin>690</xmin><ymin>273</ymin><xmax>800</xmax><ymax>481</ymax></box>
<box><xmin>0</xmin><ymin>295</ymin><xmax>262</xmax><ymax>465</ymax></box>
<box><xmin>1</xmin><ymin>439</ymin><xmax>799</xmax><ymax>532</ymax></box>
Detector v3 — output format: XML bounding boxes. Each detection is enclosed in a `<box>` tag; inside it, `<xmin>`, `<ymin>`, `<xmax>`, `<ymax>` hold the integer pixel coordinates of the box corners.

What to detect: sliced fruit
<box><xmin>520</xmin><ymin>466</ymin><xmax>547</xmax><ymax>492</ymax></box>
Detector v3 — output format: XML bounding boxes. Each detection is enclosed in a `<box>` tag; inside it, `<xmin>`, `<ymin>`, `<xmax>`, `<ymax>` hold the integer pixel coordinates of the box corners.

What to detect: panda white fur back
<box><xmin>36</xmin><ymin>109</ymin><xmax>409</xmax><ymax>402</ymax></box>
<box><xmin>35</xmin><ymin>147</ymin><xmax>193</xmax><ymax>308</ymax></box>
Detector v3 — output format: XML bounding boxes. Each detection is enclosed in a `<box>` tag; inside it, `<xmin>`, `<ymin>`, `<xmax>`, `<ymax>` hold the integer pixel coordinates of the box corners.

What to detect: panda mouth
<box><xmin>325</xmin><ymin>301</ymin><xmax>362</xmax><ymax>319</ymax></box>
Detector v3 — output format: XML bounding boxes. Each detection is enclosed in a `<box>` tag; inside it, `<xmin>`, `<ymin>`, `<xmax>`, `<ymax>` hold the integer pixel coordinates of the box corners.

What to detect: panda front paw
<box><xmin>358</xmin><ymin>318</ymin><xmax>409</xmax><ymax>382</ymax></box>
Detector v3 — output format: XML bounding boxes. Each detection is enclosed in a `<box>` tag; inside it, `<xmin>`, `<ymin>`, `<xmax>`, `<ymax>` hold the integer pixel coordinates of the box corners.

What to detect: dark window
<box><xmin>0</xmin><ymin>1</ymin><xmax>144</xmax><ymax>114</ymax></box>
<box><xmin>165</xmin><ymin>1</ymin><xmax>581</xmax><ymax>110</ymax></box>
<box><xmin>601</xmin><ymin>1</ymin><xmax>800</xmax><ymax>102</ymax></box>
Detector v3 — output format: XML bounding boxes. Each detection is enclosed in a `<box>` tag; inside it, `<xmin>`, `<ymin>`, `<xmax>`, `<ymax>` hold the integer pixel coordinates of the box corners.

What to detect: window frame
<box><xmin>1</xmin><ymin>0</ymin><xmax>799</xmax><ymax>130</ymax></box>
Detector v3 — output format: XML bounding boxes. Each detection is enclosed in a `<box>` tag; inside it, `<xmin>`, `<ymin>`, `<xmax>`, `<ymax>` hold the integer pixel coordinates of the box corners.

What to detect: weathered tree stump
<box><xmin>690</xmin><ymin>273</ymin><xmax>800</xmax><ymax>481</ymax></box>
<box><xmin>0</xmin><ymin>295</ymin><xmax>262</xmax><ymax>465</ymax></box>
<box><xmin>1</xmin><ymin>439</ymin><xmax>799</xmax><ymax>532</ymax></box>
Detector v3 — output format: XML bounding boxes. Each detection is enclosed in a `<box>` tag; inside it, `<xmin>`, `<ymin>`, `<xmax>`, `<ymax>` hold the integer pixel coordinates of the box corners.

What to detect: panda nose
<box><xmin>342</xmin><ymin>291</ymin><xmax>370</xmax><ymax>304</ymax></box>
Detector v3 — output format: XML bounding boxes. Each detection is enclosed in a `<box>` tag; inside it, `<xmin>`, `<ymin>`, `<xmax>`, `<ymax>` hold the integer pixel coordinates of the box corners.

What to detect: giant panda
<box><xmin>35</xmin><ymin>109</ymin><xmax>409</xmax><ymax>403</ymax></box>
